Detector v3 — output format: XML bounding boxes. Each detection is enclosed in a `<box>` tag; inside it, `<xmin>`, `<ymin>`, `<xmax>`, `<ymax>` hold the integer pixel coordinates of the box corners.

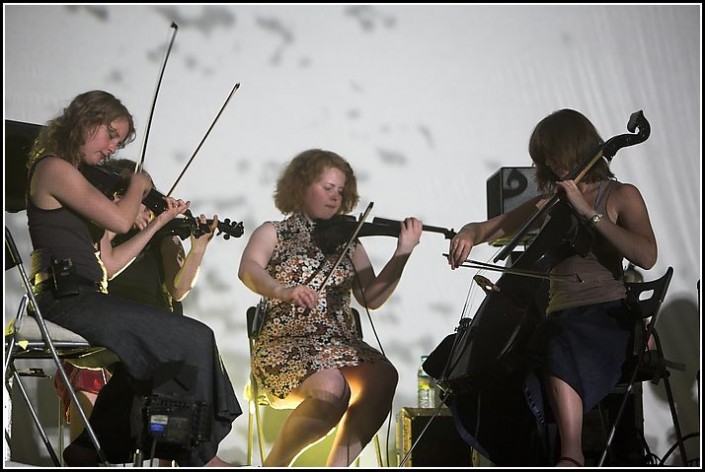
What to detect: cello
<box><xmin>435</xmin><ymin>110</ymin><xmax>651</xmax><ymax>395</ymax></box>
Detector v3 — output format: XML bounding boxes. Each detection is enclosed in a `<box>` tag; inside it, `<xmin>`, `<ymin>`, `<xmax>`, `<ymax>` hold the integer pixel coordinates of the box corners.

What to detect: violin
<box><xmin>313</xmin><ymin>213</ymin><xmax>456</xmax><ymax>255</ymax></box>
<box><xmin>79</xmin><ymin>163</ymin><xmax>169</xmax><ymax>215</ymax></box>
<box><xmin>79</xmin><ymin>163</ymin><xmax>244</xmax><ymax>239</ymax></box>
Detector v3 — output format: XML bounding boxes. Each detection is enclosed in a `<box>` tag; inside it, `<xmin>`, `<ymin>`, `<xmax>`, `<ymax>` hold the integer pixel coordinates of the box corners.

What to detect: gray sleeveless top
<box><xmin>547</xmin><ymin>180</ymin><xmax>626</xmax><ymax>313</ymax></box>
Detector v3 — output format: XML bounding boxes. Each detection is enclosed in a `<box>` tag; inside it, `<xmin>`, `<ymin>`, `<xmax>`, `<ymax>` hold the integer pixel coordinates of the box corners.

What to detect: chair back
<box><xmin>626</xmin><ymin>266</ymin><xmax>674</xmax><ymax>325</ymax></box>
<box><xmin>5</xmin><ymin>226</ymin><xmax>22</xmax><ymax>270</ymax></box>
<box><xmin>598</xmin><ymin>266</ymin><xmax>686</xmax><ymax>466</ymax></box>
<box><xmin>246</xmin><ymin>299</ymin><xmax>268</xmax><ymax>341</ymax></box>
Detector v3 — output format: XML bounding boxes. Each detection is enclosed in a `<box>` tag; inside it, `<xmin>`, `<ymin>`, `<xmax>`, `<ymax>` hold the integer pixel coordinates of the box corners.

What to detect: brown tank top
<box><xmin>547</xmin><ymin>180</ymin><xmax>626</xmax><ymax>313</ymax></box>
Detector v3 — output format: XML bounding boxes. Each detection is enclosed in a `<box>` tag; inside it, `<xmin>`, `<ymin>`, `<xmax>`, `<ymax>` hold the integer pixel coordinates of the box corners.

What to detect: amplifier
<box><xmin>142</xmin><ymin>393</ymin><xmax>212</xmax><ymax>450</ymax></box>
<box><xmin>486</xmin><ymin>166</ymin><xmax>540</xmax><ymax>218</ymax></box>
<box><xmin>396</xmin><ymin>407</ymin><xmax>475</xmax><ymax>467</ymax></box>
<box><xmin>486</xmin><ymin>167</ymin><xmax>541</xmax><ymax>247</ymax></box>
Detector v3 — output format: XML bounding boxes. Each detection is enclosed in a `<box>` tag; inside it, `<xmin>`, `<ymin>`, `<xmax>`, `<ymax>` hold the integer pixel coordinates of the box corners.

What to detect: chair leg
<box><xmin>352</xmin><ymin>433</ymin><xmax>382</xmax><ymax>467</ymax></box>
<box><xmin>9</xmin><ymin>366</ymin><xmax>61</xmax><ymax>466</ymax></box>
<box><xmin>598</xmin><ymin>381</ymin><xmax>637</xmax><ymax>467</ymax></box>
<box><xmin>247</xmin><ymin>397</ymin><xmax>255</xmax><ymax>465</ymax></box>
<box><xmin>660</xmin><ymin>372</ymin><xmax>687</xmax><ymax>465</ymax></box>
<box><xmin>58</xmin><ymin>399</ymin><xmax>65</xmax><ymax>466</ymax></box>
<box><xmin>374</xmin><ymin>433</ymin><xmax>383</xmax><ymax>467</ymax></box>
<box><xmin>254</xmin><ymin>398</ymin><xmax>266</xmax><ymax>463</ymax></box>
<box><xmin>652</xmin><ymin>331</ymin><xmax>688</xmax><ymax>466</ymax></box>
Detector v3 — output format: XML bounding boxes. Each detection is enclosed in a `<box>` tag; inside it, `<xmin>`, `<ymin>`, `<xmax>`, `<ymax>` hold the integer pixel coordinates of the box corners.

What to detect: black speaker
<box><xmin>396</xmin><ymin>407</ymin><xmax>474</xmax><ymax>467</ymax></box>
<box><xmin>5</xmin><ymin>119</ymin><xmax>44</xmax><ymax>213</ymax></box>
<box><xmin>486</xmin><ymin>167</ymin><xmax>542</xmax><ymax>247</ymax></box>
<box><xmin>486</xmin><ymin>167</ymin><xmax>541</xmax><ymax>219</ymax></box>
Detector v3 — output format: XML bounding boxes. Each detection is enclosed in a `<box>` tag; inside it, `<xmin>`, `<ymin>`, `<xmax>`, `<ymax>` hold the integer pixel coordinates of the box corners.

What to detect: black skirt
<box><xmin>442</xmin><ymin>299</ymin><xmax>634</xmax><ymax>466</ymax></box>
<box><xmin>34</xmin><ymin>284</ymin><xmax>242</xmax><ymax>466</ymax></box>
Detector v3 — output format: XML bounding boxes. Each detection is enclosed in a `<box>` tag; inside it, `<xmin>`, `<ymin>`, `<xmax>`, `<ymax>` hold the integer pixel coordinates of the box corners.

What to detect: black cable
<box><xmin>149</xmin><ymin>436</ymin><xmax>157</xmax><ymax>467</ymax></box>
<box><xmin>658</xmin><ymin>432</ymin><xmax>699</xmax><ymax>466</ymax></box>
<box><xmin>351</xmin><ymin>257</ymin><xmax>390</xmax><ymax>466</ymax></box>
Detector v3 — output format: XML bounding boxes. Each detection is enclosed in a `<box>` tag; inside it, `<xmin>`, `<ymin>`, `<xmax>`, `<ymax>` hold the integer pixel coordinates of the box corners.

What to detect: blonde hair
<box><xmin>28</xmin><ymin>90</ymin><xmax>135</xmax><ymax>169</ymax></box>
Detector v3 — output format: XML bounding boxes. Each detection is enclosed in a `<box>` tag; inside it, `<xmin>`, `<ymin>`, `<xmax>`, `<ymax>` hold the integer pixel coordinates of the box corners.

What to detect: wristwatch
<box><xmin>589</xmin><ymin>213</ymin><xmax>604</xmax><ymax>228</ymax></box>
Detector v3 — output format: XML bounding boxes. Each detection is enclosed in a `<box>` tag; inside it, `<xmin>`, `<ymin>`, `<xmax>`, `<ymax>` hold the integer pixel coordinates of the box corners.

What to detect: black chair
<box><xmin>243</xmin><ymin>300</ymin><xmax>382</xmax><ymax>466</ymax></box>
<box><xmin>4</xmin><ymin>225</ymin><xmax>111</xmax><ymax>466</ymax></box>
<box><xmin>597</xmin><ymin>266</ymin><xmax>687</xmax><ymax>466</ymax></box>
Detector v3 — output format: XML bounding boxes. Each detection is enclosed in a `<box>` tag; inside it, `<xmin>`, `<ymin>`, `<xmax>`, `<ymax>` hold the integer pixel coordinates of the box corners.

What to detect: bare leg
<box><xmin>326</xmin><ymin>361</ymin><xmax>398</xmax><ymax>466</ymax></box>
<box><xmin>263</xmin><ymin>369</ymin><xmax>350</xmax><ymax>467</ymax></box>
<box><xmin>204</xmin><ymin>456</ymin><xmax>230</xmax><ymax>467</ymax></box>
<box><xmin>545</xmin><ymin>373</ymin><xmax>584</xmax><ymax>467</ymax></box>
<box><xmin>68</xmin><ymin>391</ymin><xmax>98</xmax><ymax>441</ymax></box>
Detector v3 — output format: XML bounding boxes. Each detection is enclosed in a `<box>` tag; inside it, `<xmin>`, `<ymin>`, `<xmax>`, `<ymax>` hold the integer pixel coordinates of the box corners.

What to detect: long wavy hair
<box><xmin>28</xmin><ymin>90</ymin><xmax>135</xmax><ymax>170</ymax></box>
<box><xmin>529</xmin><ymin>108</ymin><xmax>614</xmax><ymax>194</ymax></box>
<box><xmin>274</xmin><ymin>149</ymin><xmax>359</xmax><ymax>215</ymax></box>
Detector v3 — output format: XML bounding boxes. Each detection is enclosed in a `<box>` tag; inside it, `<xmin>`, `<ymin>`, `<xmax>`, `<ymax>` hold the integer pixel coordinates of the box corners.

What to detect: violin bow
<box><xmin>135</xmin><ymin>22</ymin><xmax>178</xmax><ymax>174</ymax></box>
<box><xmin>166</xmin><ymin>82</ymin><xmax>241</xmax><ymax>197</ymax></box>
<box><xmin>448</xmin><ymin>256</ymin><xmax>581</xmax><ymax>283</ymax></box>
<box><xmin>314</xmin><ymin>202</ymin><xmax>375</xmax><ymax>295</ymax></box>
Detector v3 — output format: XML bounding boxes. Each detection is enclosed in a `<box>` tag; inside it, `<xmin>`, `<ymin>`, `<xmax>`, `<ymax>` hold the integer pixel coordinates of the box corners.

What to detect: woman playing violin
<box><xmin>447</xmin><ymin>109</ymin><xmax>657</xmax><ymax>467</ymax></box>
<box><xmin>27</xmin><ymin>90</ymin><xmax>240</xmax><ymax>466</ymax></box>
<box><xmin>238</xmin><ymin>148</ymin><xmax>423</xmax><ymax>466</ymax></box>
<box><xmin>54</xmin><ymin>158</ymin><xmax>221</xmax><ymax>451</ymax></box>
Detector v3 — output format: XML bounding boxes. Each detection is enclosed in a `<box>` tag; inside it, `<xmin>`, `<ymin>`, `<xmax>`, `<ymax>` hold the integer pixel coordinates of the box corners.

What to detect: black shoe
<box><xmin>63</xmin><ymin>441</ymin><xmax>100</xmax><ymax>467</ymax></box>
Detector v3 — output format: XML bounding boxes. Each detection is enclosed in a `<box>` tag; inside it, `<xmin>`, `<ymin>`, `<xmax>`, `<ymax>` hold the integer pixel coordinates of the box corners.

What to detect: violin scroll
<box><xmin>156</xmin><ymin>216</ymin><xmax>244</xmax><ymax>241</ymax></box>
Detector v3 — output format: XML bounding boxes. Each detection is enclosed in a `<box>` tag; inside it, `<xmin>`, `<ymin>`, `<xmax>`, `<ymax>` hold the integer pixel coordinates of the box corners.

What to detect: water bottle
<box><xmin>417</xmin><ymin>355</ymin><xmax>437</xmax><ymax>408</ymax></box>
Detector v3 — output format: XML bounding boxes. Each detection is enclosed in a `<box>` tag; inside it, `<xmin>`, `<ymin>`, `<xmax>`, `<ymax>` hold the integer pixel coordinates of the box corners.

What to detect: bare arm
<box><xmin>557</xmin><ymin>181</ymin><xmax>657</xmax><ymax>269</ymax></box>
<box><xmin>99</xmin><ymin>200</ymin><xmax>190</xmax><ymax>278</ymax></box>
<box><xmin>238</xmin><ymin>222</ymin><xmax>318</xmax><ymax>309</ymax></box>
<box><xmin>448</xmin><ymin>195</ymin><xmax>545</xmax><ymax>269</ymax></box>
<box><xmin>163</xmin><ymin>215</ymin><xmax>218</xmax><ymax>302</ymax></box>
<box><xmin>29</xmin><ymin>157</ymin><xmax>151</xmax><ymax>234</ymax></box>
<box><xmin>351</xmin><ymin>217</ymin><xmax>423</xmax><ymax>310</ymax></box>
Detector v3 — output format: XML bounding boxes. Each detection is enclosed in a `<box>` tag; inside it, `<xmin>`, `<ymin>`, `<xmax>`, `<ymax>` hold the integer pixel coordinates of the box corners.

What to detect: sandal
<box><xmin>557</xmin><ymin>456</ymin><xmax>584</xmax><ymax>467</ymax></box>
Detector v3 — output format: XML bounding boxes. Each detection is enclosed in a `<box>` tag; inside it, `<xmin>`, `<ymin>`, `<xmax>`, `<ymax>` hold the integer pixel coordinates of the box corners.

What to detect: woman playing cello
<box><xmin>447</xmin><ymin>109</ymin><xmax>657</xmax><ymax>467</ymax></box>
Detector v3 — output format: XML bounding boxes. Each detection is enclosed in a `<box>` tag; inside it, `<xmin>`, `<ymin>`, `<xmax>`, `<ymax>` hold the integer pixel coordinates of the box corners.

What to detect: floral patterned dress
<box><xmin>253</xmin><ymin>213</ymin><xmax>388</xmax><ymax>400</ymax></box>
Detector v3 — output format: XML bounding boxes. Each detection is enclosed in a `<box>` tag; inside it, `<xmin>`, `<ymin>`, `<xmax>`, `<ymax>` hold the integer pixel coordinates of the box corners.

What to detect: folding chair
<box><xmin>4</xmin><ymin>225</ymin><xmax>111</xmax><ymax>466</ymax></box>
<box><xmin>244</xmin><ymin>300</ymin><xmax>383</xmax><ymax>466</ymax></box>
<box><xmin>597</xmin><ymin>266</ymin><xmax>687</xmax><ymax>466</ymax></box>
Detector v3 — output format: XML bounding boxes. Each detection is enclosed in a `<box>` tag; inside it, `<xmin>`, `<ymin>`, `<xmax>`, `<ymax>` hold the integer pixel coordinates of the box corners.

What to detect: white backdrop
<box><xmin>4</xmin><ymin>4</ymin><xmax>701</xmax><ymax>467</ymax></box>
